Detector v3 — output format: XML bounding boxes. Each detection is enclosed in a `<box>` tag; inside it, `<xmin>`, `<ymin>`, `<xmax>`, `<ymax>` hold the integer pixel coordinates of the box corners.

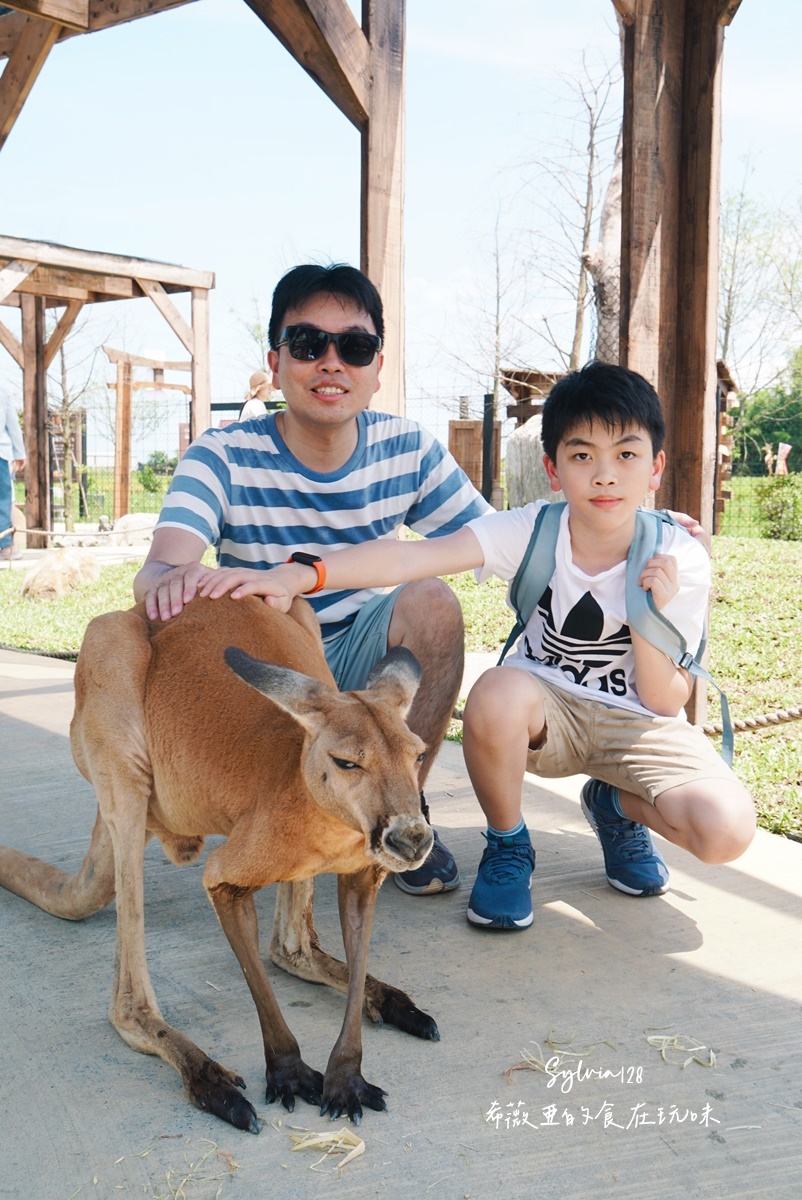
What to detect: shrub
<box><xmin>755</xmin><ymin>474</ymin><xmax>802</xmax><ymax>539</ymax></box>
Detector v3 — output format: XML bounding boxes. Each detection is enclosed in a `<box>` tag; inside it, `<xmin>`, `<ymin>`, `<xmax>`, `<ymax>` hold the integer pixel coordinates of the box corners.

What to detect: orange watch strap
<box><xmin>286</xmin><ymin>556</ymin><xmax>326</xmax><ymax>595</ymax></box>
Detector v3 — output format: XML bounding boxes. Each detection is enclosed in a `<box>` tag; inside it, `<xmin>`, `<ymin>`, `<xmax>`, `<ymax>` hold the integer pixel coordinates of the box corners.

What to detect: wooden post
<box><xmin>190</xmin><ymin>287</ymin><xmax>211</xmax><ymax>439</ymax></box>
<box><xmin>619</xmin><ymin>0</ymin><xmax>732</xmax><ymax>724</ymax></box>
<box><xmin>619</xmin><ymin>0</ymin><xmax>684</xmax><ymax>430</ymax></box>
<box><xmin>673</xmin><ymin>0</ymin><xmax>724</xmax><ymax>531</ymax></box>
<box><xmin>20</xmin><ymin>293</ymin><xmax>48</xmax><ymax>547</ymax></box>
<box><xmin>481</xmin><ymin>394</ymin><xmax>494</xmax><ymax>501</ymax></box>
<box><xmin>361</xmin><ymin>0</ymin><xmax>405</xmax><ymax>416</ymax></box>
<box><xmin>113</xmin><ymin>360</ymin><xmax>132</xmax><ymax>521</ymax></box>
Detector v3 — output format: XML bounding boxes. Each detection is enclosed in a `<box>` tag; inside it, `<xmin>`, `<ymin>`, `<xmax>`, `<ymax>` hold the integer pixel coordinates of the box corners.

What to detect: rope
<box><xmin>18</xmin><ymin>526</ymin><xmax>118</xmax><ymax>540</ymax></box>
<box><xmin>702</xmin><ymin>705</ymin><xmax>802</xmax><ymax>736</ymax></box>
<box><xmin>0</xmin><ymin>641</ymin><xmax>78</xmax><ymax>661</ymax></box>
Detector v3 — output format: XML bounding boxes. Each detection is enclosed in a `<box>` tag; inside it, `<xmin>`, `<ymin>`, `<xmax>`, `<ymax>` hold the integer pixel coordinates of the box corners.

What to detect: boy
<box><xmin>195</xmin><ymin>362</ymin><xmax>757</xmax><ymax>931</ymax></box>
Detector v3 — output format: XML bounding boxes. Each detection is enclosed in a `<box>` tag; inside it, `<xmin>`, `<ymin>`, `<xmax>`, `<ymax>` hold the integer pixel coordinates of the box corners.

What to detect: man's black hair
<box><xmin>541</xmin><ymin>361</ymin><xmax>666</xmax><ymax>461</ymax></box>
<box><xmin>268</xmin><ymin>263</ymin><xmax>384</xmax><ymax>348</ymax></box>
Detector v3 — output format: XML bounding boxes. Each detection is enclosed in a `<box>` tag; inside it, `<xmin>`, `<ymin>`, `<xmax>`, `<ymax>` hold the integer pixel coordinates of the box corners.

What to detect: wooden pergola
<box><xmin>0</xmin><ymin>234</ymin><xmax>213</xmax><ymax>543</ymax></box>
<box><xmin>0</xmin><ymin>0</ymin><xmax>405</xmax><ymax>543</ymax></box>
<box><xmin>0</xmin><ymin>0</ymin><xmax>746</xmax><ymax>555</ymax></box>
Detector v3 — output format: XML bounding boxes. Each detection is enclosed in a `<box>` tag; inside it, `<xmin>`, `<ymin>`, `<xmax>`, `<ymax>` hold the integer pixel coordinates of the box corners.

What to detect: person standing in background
<box><xmin>0</xmin><ymin>390</ymin><xmax>25</xmax><ymax>563</ymax></box>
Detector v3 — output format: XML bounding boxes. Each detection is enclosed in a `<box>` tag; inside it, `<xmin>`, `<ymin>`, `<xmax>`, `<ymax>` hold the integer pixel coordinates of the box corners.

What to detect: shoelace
<box><xmin>598</xmin><ymin>816</ymin><xmax>655</xmax><ymax>862</ymax></box>
<box><xmin>480</xmin><ymin>834</ymin><xmax>532</xmax><ymax>883</ymax></box>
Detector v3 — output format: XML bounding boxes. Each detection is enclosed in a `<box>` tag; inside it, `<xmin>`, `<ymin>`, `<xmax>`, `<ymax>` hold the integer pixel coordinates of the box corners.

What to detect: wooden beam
<box><xmin>0</xmin><ymin>14</ymin><xmax>35</xmax><ymax>61</ymax></box>
<box><xmin>0</xmin><ymin>258</ymin><xmax>39</xmax><ymax>304</ymax></box>
<box><xmin>102</xmin><ymin>344</ymin><xmax>191</xmax><ymax>371</ymax></box>
<box><xmin>190</xmin><ymin>286</ymin><xmax>210</xmax><ymax>438</ymax></box>
<box><xmin>136</xmin><ymin>277</ymin><xmax>195</xmax><ymax>355</ymax></box>
<box><xmin>0</xmin><ymin>235</ymin><xmax>214</xmax><ymax>290</ymax></box>
<box><xmin>610</xmin><ymin>0</ymin><xmax>636</xmax><ymax>25</ymax></box>
<box><xmin>43</xmin><ymin>298</ymin><xmax>83</xmax><ymax>369</ymax></box>
<box><xmin>0</xmin><ymin>16</ymin><xmax>61</xmax><ymax>151</ymax></box>
<box><xmin>21</xmin><ymin>293</ymin><xmax>49</xmax><ymax>546</ymax></box>
<box><xmin>0</xmin><ymin>318</ymin><xmax>24</xmax><ymax>367</ymax></box>
<box><xmin>113</xmin><ymin>360</ymin><xmax>133</xmax><ymax>521</ymax></box>
<box><xmin>6</xmin><ymin>263</ymin><xmax>140</xmax><ymax>301</ymax></box>
<box><xmin>361</xmin><ymin>0</ymin><xmax>405</xmax><ymax>416</ymax></box>
<box><xmin>131</xmin><ymin>379</ymin><xmax>191</xmax><ymax>393</ymax></box>
<box><xmin>1</xmin><ymin>1</ymin><xmax>195</xmax><ymax>61</ymax></box>
<box><xmin>244</xmin><ymin>0</ymin><xmax>370</xmax><ymax>130</ymax></box>
<box><xmin>87</xmin><ymin>0</ymin><xmax>194</xmax><ymax>33</ymax></box>
<box><xmin>717</xmin><ymin>0</ymin><xmax>743</xmax><ymax>24</ymax></box>
<box><xmin>0</xmin><ymin>0</ymin><xmax>87</xmax><ymax>32</ymax></box>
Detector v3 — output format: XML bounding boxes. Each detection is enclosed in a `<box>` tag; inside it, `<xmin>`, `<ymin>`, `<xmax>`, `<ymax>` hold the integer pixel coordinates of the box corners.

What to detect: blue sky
<box><xmin>0</xmin><ymin>0</ymin><xmax>799</xmax><ymax>445</ymax></box>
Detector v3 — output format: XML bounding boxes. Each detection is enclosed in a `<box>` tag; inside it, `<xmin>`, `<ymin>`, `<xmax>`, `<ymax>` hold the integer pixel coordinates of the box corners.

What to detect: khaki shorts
<box><xmin>520</xmin><ymin>672</ymin><xmax>736</xmax><ymax>804</ymax></box>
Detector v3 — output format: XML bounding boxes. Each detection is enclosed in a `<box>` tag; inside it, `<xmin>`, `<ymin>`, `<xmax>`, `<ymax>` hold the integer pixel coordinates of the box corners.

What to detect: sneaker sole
<box><xmin>394</xmin><ymin>870</ymin><xmax>461</xmax><ymax>896</ymax></box>
<box><xmin>580</xmin><ymin>790</ymin><xmax>670</xmax><ymax>897</ymax></box>
<box><xmin>467</xmin><ymin>906</ymin><xmax>533</xmax><ymax>930</ymax></box>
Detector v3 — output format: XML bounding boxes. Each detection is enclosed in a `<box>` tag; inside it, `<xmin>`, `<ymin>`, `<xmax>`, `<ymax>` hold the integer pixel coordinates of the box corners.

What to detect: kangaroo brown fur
<box><xmin>0</xmin><ymin>594</ymin><xmax>438</xmax><ymax>1132</ymax></box>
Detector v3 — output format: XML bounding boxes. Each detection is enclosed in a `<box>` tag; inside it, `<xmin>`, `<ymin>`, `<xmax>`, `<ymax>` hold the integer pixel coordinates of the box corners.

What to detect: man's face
<box><xmin>267</xmin><ymin>293</ymin><xmax>383</xmax><ymax>431</ymax></box>
<box><xmin>543</xmin><ymin>420</ymin><xmax>665</xmax><ymax>531</ymax></box>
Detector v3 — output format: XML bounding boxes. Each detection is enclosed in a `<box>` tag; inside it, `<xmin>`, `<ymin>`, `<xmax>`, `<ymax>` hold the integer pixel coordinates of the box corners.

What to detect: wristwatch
<box><xmin>285</xmin><ymin>552</ymin><xmax>327</xmax><ymax>595</ymax></box>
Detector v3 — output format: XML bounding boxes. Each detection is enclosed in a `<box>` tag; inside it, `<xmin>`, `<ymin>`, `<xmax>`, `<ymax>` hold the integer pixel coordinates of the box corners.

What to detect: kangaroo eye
<box><xmin>331</xmin><ymin>756</ymin><xmax>361</xmax><ymax>771</ymax></box>
<box><xmin>416</xmin><ymin>752</ymin><xmax>426</xmax><ymax>764</ymax></box>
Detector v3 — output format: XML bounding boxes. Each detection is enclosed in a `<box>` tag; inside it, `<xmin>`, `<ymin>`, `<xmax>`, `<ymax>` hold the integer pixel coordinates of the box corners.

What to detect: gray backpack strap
<box><xmin>497</xmin><ymin>502</ymin><xmax>565</xmax><ymax>665</ymax></box>
<box><xmin>626</xmin><ymin>510</ymin><xmax>733</xmax><ymax>765</ymax></box>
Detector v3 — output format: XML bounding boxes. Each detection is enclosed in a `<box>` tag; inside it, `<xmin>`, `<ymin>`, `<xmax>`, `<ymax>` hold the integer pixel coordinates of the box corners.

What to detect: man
<box><xmin>135</xmin><ymin>263</ymin><xmax>493</xmax><ymax>894</ymax></box>
<box><xmin>0</xmin><ymin>389</ymin><xmax>25</xmax><ymax>563</ymax></box>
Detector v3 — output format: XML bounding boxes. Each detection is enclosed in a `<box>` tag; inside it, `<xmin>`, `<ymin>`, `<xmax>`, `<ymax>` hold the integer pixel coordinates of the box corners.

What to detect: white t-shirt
<box><xmin>468</xmin><ymin>501</ymin><xmax>710</xmax><ymax>717</ymax></box>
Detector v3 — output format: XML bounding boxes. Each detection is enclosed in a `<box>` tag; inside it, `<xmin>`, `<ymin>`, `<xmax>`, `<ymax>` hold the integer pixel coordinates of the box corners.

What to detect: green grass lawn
<box><xmin>1</xmin><ymin>536</ymin><xmax>800</xmax><ymax>840</ymax></box>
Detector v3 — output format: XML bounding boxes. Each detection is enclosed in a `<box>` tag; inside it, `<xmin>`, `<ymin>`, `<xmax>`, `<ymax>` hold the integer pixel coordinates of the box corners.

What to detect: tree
<box><xmin>718</xmin><ymin>164</ymin><xmax>788</xmax><ymax>401</ymax></box>
<box><xmin>517</xmin><ymin>55</ymin><xmax>621</xmax><ymax>370</ymax></box>
<box><xmin>46</xmin><ymin>317</ymin><xmax>106</xmax><ymax>531</ymax></box>
<box><xmin>732</xmin><ymin>347</ymin><xmax>802</xmax><ymax>476</ymax></box>
<box><xmin>235</xmin><ymin>298</ymin><xmax>272</xmax><ymax>373</ymax></box>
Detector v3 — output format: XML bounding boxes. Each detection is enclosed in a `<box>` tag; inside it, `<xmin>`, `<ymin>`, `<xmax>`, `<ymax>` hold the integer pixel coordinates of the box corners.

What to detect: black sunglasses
<box><xmin>276</xmin><ymin>325</ymin><xmax>382</xmax><ymax>367</ymax></box>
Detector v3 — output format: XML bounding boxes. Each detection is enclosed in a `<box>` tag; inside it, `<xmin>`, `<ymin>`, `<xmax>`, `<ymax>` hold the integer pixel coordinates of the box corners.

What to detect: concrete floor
<box><xmin>0</xmin><ymin>645</ymin><xmax>800</xmax><ymax>1200</ymax></box>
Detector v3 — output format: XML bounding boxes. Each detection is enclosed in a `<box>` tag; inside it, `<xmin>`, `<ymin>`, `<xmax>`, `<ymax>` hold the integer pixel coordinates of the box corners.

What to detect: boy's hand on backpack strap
<box><xmin>639</xmin><ymin>553</ymin><xmax>680</xmax><ymax>611</ymax></box>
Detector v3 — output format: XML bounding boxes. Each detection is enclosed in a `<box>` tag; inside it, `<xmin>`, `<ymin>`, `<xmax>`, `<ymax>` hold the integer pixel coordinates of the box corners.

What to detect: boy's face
<box><xmin>543</xmin><ymin>420</ymin><xmax>665</xmax><ymax>530</ymax></box>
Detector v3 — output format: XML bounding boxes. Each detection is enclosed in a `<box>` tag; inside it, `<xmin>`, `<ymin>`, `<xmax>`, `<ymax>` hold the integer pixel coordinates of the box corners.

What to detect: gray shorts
<box><xmin>521</xmin><ymin>672</ymin><xmax>736</xmax><ymax>803</ymax></box>
<box><xmin>324</xmin><ymin>586</ymin><xmax>404</xmax><ymax>691</ymax></box>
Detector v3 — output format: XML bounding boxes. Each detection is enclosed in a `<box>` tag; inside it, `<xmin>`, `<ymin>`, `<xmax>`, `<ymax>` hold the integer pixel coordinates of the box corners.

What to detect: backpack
<box><xmin>497</xmin><ymin>501</ymin><xmax>733</xmax><ymax>764</ymax></box>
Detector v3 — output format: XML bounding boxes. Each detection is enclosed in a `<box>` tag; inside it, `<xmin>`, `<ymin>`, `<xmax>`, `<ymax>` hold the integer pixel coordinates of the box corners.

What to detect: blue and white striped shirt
<box><xmin>158</xmin><ymin>410</ymin><xmax>492</xmax><ymax>641</ymax></box>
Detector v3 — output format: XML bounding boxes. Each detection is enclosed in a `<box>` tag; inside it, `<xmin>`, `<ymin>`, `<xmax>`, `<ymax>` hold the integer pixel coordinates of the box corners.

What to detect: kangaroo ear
<box><xmin>364</xmin><ymin>647</ymin><xmax>422</xmax><ymax>717</ymax></box>
<box><xmin>225</xmin><ymin>646</ymin><xmax>333</xmax><ymax>728</ymax></box>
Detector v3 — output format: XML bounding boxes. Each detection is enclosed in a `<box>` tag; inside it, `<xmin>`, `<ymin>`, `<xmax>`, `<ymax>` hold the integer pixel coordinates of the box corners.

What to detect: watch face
<box><xmin>292</xmin><ymin>552</ymin><xmax>322</xmax><ymax>566</ymax></box>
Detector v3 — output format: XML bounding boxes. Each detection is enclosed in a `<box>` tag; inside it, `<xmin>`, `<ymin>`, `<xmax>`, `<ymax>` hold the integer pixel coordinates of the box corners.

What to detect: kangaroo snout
<box><xmin>383</xmin><ymin>816</ymin><xmax>434</xmax><ymax>867</ymax></box>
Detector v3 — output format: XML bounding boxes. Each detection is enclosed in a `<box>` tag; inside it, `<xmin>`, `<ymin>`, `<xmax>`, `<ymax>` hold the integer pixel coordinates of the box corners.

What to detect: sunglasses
<box><xmin>276</xmin><ymin>325</ymin><xmax>382</xmax><ymax>367</ymax></box>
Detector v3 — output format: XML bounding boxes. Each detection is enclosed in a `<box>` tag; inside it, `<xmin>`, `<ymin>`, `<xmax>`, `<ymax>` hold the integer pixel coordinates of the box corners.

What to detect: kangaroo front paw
<box><xmin>265</xmin><ymin>1058</ymin><xmax>324</xmax><ymax>1112</ymax></box>
<box><xmin>187</xmin><ymin>1057</ymin><xmax>259</xmax><ymax>1134</ymax></box>
<box><xmin>320</xmin><ymin>1071</ymin><xmax>387</xmax><ymax>1123</ymax></box>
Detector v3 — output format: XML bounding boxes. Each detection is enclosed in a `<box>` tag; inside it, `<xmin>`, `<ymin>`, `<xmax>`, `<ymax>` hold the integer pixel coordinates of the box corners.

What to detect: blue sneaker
<box><xmin>467</xmin><ymin>828</ymin><xmax>535</xmax><ymax>930</ymax></box>
<box><xmin>580</xmin><ymin>779</ymin><xmax>669</xmax><ymax>896</ymax></box>
<box><xmin>394</xmin><ymin>795</ymin><xmax>460</xmax><ymax>895</ymax></box>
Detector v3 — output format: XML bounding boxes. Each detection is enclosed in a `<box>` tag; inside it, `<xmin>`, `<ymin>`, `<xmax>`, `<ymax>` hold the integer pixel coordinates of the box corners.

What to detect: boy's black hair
<box><xmin>540</xmin><ymin>361</ymin><xmax>666</xmax><ymax>460</ymax></box>
<box><xmin>268</xmin><ymin>263</ymin><xmax>385</xmax><ymax>348</ymax></box>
